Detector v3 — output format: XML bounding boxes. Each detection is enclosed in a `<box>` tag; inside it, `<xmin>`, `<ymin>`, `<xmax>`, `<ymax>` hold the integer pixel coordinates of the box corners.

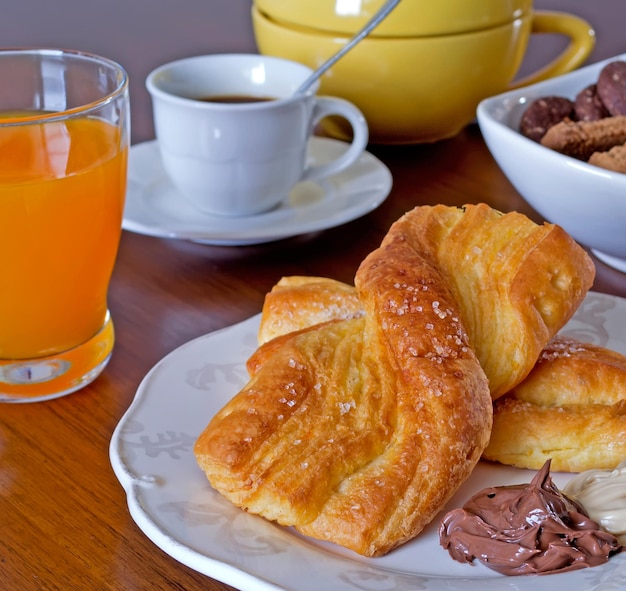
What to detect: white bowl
<box><xmin>477</xmin><ymin>52</ymin><xmax>626</xmax><ymax>273</ymax></box>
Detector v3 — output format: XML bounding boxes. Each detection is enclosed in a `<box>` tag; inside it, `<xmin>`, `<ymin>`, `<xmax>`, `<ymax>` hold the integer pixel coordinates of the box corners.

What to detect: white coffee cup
<box><xmin>146</xmin><ymin>54</ymin><xmax>369</xmax><ymax>217</ymax></box>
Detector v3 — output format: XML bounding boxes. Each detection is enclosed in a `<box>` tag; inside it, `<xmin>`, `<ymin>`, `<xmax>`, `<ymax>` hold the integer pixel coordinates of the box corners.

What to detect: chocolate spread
<box><xmin>439</xmin><ymin>460</ymin><xmax>622</xmax><ymax>575</ymax></box>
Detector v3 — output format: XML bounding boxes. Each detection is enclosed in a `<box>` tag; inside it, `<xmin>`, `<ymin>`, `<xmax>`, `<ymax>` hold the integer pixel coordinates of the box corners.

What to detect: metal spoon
<box><xmin>294</xmin><ymin>0</ymin><xmax>402</xmax><ymax>96</ymax></box>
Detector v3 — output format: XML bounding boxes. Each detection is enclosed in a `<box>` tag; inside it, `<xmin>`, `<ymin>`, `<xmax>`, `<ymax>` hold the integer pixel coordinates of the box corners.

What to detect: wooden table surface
<box><xmin>1</xmin><ymin>1</ymin><xmax>625</xmax><ymax>590</ymax></box>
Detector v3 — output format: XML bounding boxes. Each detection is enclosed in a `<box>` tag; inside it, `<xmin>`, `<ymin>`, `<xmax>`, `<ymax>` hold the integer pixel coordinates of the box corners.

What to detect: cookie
<box><xmin>574</xmin><ymin>84</ymin><xmax>610</xmax><ymax>121</ymax></box>
<box><xmin>520</xmin><ymin>96</ymin><xmax>575</xmax><ymax>142</ymax></box>
<box><xmin>540</xmin><ymin>115</ymin><xmax>626</xmax><ymax>160</ymax></box>
<box><xmin>597</xmin><ymin>60</ymin><xmax>626</xmax><ymax>116</ymax></box>
<box><xmin>588</xmin><ymin>142</ymin><xmax>626</xmax><ymax>173</ymax></box>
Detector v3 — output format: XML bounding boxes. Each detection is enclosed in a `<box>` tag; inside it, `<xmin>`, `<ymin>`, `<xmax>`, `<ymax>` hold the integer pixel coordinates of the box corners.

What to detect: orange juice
<box><xmin>0</xmin><ymin>114</ymin><xmax>127</xmax><ymax>359</ymax></box>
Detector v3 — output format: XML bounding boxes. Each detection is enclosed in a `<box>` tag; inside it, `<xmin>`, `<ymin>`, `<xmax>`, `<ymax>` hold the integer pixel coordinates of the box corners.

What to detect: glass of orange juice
<box><xmin>0</xmin><ymin>49</ymin><xmax>129</xmax><ymax>402</ymax></box>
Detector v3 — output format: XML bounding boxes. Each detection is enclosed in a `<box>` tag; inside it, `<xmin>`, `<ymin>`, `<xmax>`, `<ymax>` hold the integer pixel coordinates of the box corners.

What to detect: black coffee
<box><xmin>198</xmin><ymin>95</ymin><xmax>276</xmax><ymax>104</ymax></box>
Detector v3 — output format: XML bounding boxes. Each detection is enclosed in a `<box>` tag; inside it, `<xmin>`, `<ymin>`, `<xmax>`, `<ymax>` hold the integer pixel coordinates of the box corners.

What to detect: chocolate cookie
<box><xmin>574</xmin><ymin>84</ymin><xmax>610</xmax><ymax>121</ymax></box>
<box><xmin>519</xmin><ymin>96</ymin><xmax>575</xmax><ymax>142</ymax></box>
<box><xmin>597</xmin><ymin>60</ymin><xmax>626</xmax><ymax>116</ymax></box>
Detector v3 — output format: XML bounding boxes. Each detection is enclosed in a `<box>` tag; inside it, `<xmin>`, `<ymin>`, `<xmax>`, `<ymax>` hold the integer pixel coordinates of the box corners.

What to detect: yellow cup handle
<box><xmin>510</xmin><ymin>11</ymin><xmax>595</xmax><ymax>90</ymax></box>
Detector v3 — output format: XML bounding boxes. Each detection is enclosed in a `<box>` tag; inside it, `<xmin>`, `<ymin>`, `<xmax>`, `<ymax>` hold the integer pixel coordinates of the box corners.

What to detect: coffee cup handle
<box><xmin>509</xmin><ymin>11</ymin><xmax>595</xmax><ymax>90</ymax></box>
<box><xmin>300</xmin><ymin>96</ymin><xmax>369</xmax><ymax>182</ymax></box>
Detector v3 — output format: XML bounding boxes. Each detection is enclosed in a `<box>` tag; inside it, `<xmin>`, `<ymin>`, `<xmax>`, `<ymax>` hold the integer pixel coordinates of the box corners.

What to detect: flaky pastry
<box><xmin>484</xmin><ymin>335</ymin><xmax>626</xmax><ymax>472</ymax></box>
<box><xmin>258</xmin><ymin>276</ymin><xmax>363</xmax><ymax>345</ymax></box>
<box><xmin>384</xmin><ymin>204</ymin><xmax>595</xmax><ymax>398</ymax></box>
<box><xmin>196</xmin><ymin>211</ymin><xmax>493</xmax><ymax>557</ymax></box>
<box><xmin>194</xmin><ymin>203</ymin><xmax>595</xmax><ymax>557</ymax></box>
<box><xmin>257</xmin><ymin>204</ymin><xmax>595</xmax><ymax>399</ymax></box>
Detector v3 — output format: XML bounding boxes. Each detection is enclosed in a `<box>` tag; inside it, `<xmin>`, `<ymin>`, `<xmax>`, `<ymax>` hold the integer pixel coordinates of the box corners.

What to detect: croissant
<box><xmin>194</xmin><ymin>203</ymin><xmax>595</xmax><ymax>557</ymax></box>
<box><xmin>484</xmin><ymin>336</ymin><xmax>626</xmax><ymax>472</ymax></box>
<box><xmin>196</xmin><ymin>212</ymin><xmax>493</xmax><ymax>557</ymax></box>
<box><xmin>257</xmin><ymin>276</ymin><xmax>363</xmax><ymax>345</ymax></box>
<box><xmin>386</xmin><ymin>204</ymin><xmax>595</xmax><ymax>398</ymax></box>
<box><xmin>258</xmin><ymin>204</ymin><xmax>596</xmax><ymax>399</ymax></box>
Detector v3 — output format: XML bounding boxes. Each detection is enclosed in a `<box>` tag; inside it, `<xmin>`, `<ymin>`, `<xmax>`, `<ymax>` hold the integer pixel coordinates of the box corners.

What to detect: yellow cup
<box><xmin>255</xmin><ymin>0</ymin><xmax>536</xmax><ymax>37</ymax></box>
<box><xmin>0</xmin><ymin>49</ymin><xmax>129</xmax><ymax>402</ymax></box>
<box><xmin>252</xmin><ymin>2</ymin><xmax>595</xmax><ymax>143</ymax></box>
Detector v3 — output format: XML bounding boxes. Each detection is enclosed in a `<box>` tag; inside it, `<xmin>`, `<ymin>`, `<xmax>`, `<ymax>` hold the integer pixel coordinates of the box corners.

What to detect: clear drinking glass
<box><xmin>0</xmin><ymin>48</ymin><xmax>129</xmax><ymax>402</ymax></box>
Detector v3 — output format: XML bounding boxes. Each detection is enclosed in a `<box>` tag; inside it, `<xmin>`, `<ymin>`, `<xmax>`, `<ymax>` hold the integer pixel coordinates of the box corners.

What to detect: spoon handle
<box><xmin>294</xmin><ymin>0</ymin><xmax>402</xmax><ymax>96</ymax></box>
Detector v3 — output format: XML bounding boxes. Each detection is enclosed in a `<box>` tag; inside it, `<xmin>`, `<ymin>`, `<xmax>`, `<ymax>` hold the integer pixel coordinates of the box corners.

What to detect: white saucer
<box><xmin>123</xmin><ymin>138</ymin><xmax>392</xmax><ymax>246</ymax></box>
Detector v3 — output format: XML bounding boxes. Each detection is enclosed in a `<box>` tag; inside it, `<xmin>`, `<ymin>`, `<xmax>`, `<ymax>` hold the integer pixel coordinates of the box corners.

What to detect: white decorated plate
<box><xmin>110</xmin><ymin>292</ymin><xmax>626</xmax><ymax>591</ymax></box>
<box><xmin>122</xmin><ymin>138</ymin><xmax>392</xmax><ymax>246</ymax></box>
